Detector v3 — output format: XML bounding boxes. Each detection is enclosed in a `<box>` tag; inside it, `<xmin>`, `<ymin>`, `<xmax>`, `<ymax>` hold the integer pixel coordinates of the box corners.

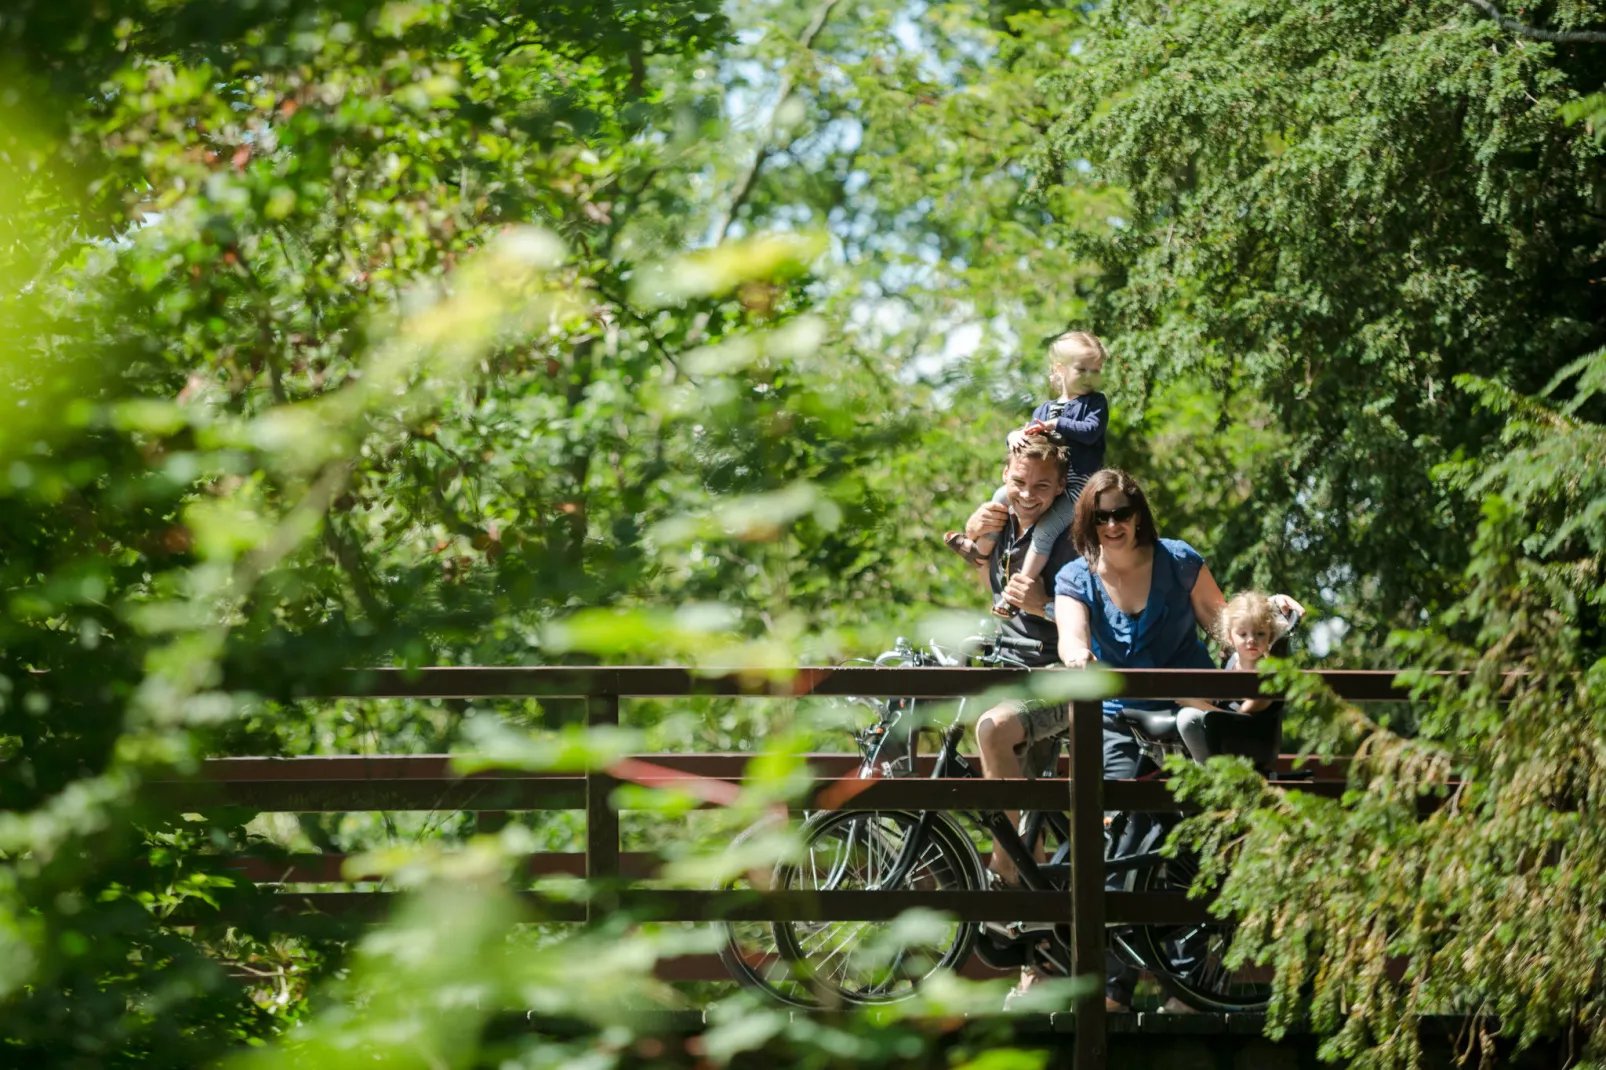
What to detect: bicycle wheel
<box><xmin>1130</xmin><ymin>850</ymin><xmax>1271</xmax><ymax>1013</ymax></box>
<box><xmin>771</xmin><ymin>809</ymin><xmax>983</xmax><ymax>1005</ymax></box>
<box><xmin>715</xmin><ymin>814</ymin><xmax>821</xmax><ymax>1008</ymax></box>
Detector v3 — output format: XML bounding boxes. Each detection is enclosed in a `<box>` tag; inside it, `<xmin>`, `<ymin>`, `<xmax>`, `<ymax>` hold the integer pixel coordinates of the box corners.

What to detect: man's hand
<box><xmin>1003</xmin><ymin>574</ymin><xmax>1049</xmax><ymax>618</ymax></box>
<box><xmin>964</xmin><ymin>501</ymin><xmax>1010</xmax><ymax>542</ymax></box>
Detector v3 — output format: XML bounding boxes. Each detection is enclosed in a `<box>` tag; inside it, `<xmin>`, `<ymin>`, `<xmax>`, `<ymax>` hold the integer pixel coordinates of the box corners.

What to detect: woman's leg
<box><xmin>1101</xmin><ymin>718</ymin><xmax>1156</xmax><ymax>1010</ymax></box>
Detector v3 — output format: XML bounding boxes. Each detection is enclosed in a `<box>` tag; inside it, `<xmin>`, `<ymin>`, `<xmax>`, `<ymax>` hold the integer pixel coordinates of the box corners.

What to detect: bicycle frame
<box><xmin>744</xmin><ymin>630</ymin><xmax>1285</xmax><ymax>1012</ymax></box>
<box><xmin>873</xmin><ymin>702</ymin><xmax>1175</xmax><ymax>927</ymax></box>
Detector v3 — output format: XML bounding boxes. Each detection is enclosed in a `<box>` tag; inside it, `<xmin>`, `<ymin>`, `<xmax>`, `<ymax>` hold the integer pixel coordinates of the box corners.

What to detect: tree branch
<box><xmin>710</xmin><ymin>0</ymin><xmax>843</xmax><ymax>243</ymax></box>
<box><xmin>1464</xmin><ymin>0</ymin><xmax>1606</xmax><ymax>43</ymax></box>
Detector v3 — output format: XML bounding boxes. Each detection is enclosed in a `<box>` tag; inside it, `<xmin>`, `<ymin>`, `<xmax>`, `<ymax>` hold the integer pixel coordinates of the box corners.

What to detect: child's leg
<box><xmin>1016</xmin><ymin>477</ymin><xmax>1083</xmax><ymax>578</ymax></box>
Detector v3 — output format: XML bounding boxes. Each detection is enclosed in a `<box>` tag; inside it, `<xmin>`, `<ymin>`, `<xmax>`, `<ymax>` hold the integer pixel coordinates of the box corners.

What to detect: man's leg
<box><xmin>975</xmin><ymin>702</ymin><xmax>1027</xmax><ymax>884</ymax></box>
<box><xmin>976</xmin><ymin>699</ymin><xmax>1067</xmax><ymax>884</ymax></box>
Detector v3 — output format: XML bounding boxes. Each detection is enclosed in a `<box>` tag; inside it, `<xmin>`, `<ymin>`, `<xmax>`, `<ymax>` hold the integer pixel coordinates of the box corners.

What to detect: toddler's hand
<box><xmin>1270</xmin><ymin>594</ymin><xmax>1306</xmax><ymax>618</ymax></box>
<box><xmin>1022</xmin><ymin>419</ymin><xmax>1053</xmax><ymax>437</ymax></box>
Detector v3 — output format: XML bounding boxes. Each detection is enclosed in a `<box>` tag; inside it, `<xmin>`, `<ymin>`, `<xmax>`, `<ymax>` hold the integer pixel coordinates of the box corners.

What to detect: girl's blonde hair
<box><xmin>1217</xmin><ymin>591</ymin><xmax>1280</xmax><ymax>645</ymax></box>
<box><xmin>1047</xmin><ymin>331</ymin><xmax>1109</xmax><ymax>370</ymax></box>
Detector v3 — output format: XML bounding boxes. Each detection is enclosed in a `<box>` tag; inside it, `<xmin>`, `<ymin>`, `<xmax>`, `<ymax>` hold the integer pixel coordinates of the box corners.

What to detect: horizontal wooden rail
<box><xmin>651</xmin><ymin>954</ymin><xmax>1019</xmax><ymax>983</ymax></box>
<box><xmin>229</xmin><ymin>852</ymin><xmax>663</xmax><ymax>882</ymax></box>
<box><xmin>163</xmin><ymin>768</ymin><xmax>1345</xmax><ymax>813</ymax></box>
<box><xmin>308</xmin><ymin>665</ymin><xmax>1418</xmax><ymax>702</ymax></box>
<box><xmin>220</xmin><ymin>889</ymin><xmax>1216</xmax><ymax>925</ymax></box>
<box><xmin>161</xmin><ymin>750</ymin><xmax>1349</xmax><ymax>814</ymax></box>
<box><xmin>195</xmin><ymin>752</ymin><xmax>1346</xmax><ymax>780</ymax></box>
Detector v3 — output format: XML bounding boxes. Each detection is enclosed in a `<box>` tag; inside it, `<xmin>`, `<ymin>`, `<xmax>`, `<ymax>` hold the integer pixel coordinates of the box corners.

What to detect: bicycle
<box><xmin>714</xmin><ymin>632</ymin><xmax>1274</xmax><ymax>1012</ymax></box>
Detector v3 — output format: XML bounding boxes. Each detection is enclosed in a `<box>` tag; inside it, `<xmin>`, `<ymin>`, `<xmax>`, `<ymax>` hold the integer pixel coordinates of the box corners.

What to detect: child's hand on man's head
<box><xmin>1022</xmin><ymin>419</ymin><xmax>1053</xmax><ymax>437</ymax></box>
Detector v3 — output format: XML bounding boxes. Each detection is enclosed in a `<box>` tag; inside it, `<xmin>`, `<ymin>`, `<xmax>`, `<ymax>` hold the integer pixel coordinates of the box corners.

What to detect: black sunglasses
<box><xmin>1093</xmin><ymin>505</ymin><xmax>1138</xmax><ymax>527</ymax></box>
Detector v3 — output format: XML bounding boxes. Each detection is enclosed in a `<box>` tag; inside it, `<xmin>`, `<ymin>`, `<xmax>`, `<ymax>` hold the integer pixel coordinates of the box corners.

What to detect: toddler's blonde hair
<box><xmin>1217</xmin><ymin>591</ymin><xmax>1280</xmax><ymax>646</ymax></box>
<box><xmin>1047</xmin><ymin>331</ymin><xmax>1109</xmax><ymax>371</ymax></box>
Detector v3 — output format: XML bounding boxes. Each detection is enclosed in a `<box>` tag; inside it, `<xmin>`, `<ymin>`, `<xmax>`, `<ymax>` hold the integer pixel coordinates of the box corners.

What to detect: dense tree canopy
<box><xmin>1</xmin><ymin>0</ymin><xmax>1605</xmax><ymax>1066</ymax></box>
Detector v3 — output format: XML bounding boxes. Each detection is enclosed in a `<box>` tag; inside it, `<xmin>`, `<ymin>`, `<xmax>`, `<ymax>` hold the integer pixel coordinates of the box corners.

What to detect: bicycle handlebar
<box><xmin>992</xmin><ymin>633</ymin><xmax>1044</xmax><ymax>654</ymax></box>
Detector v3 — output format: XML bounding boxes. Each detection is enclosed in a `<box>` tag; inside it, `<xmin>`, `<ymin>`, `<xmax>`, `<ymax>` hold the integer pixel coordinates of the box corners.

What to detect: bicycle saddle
<box><xmin>1119</xmin><ymin>707</ymin><xmax>1180</xmax><ymax>741</ymax></box>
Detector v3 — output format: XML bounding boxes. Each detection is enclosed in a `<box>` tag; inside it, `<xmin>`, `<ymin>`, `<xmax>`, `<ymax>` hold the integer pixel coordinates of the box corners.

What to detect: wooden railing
<box><xmin>162</xmin><ymin>665</ymin><xmax>1408</xmax><ymax>1070</ymax></box>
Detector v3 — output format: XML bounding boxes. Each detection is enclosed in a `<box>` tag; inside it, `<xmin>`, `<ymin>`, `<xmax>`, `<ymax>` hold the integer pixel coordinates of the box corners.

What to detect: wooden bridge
<box><xmin>159</xmin><ymin>666</ymin><xmax>1415</xmax><ymax>1070</ymax></box>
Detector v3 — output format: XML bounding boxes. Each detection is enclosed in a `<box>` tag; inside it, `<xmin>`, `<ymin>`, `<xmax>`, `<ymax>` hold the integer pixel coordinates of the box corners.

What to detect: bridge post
<box><xmin>585</xmin><ymin>694</ymin><xmax>621</xmax><ymax>922</ymax></box>
<box><xmin>1070</xmin><ymin>698</ymin><xmax>1106</xmax><ymax>1070</ymax></box>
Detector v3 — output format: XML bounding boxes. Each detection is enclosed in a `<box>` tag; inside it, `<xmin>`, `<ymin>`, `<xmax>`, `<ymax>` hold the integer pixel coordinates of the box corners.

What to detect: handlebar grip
<box><xmin>994</xmin><ymin>634</ymin><xmax>1044</xmax><ymax>654</ymax></box>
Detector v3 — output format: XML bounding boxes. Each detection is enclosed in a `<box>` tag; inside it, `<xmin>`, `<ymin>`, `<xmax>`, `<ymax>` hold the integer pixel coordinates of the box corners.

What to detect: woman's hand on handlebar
<box><xmin>1059</xmin><ymin>645</ymin><xmax>1095</xmax><ymax>670</ymax></box>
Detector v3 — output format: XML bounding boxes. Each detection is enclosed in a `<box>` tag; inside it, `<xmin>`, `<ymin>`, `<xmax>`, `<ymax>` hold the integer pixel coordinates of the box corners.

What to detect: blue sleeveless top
<box><xmin>1053</xmin><ymin>538</ymin><xmax>1215</xmax><ymax>718</ymax></box>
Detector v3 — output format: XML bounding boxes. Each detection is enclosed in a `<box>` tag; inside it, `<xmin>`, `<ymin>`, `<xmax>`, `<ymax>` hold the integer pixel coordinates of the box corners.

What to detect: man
<box><xmin>962</xmin><ymin>455</ymin><xmax>1191</xmax><ymax>1014</ymax></box>
<box><xmin>948</xmin><ymin>438</ymin><xmax>1079</xmax><ymax>885</ymax></box>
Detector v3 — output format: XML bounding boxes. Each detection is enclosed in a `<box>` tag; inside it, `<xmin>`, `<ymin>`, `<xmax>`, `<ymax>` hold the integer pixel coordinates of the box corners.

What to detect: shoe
<box><xmin>943</xmin><ymin>531</ymin><xmax>990</xmax><ymax>567</ymax></box>
<box><xmin>981</xmin><ymin>870</ymin><xmax>1054</xmax><ymax>939</ymax></box>
<box><xmin>1105</xmin><ymin>997</ymin><xmax>1131</xmax><ymax>1012</ymax></box>
<box><xmin>980</xmin><ymin>918</ymin><xmax>1055</xmax><ymax>940</ymax></box>
<box><xmin>1003</xmin><ymin>968</ymin><xmax>1050</xmax><ymax>1011</ymax></box>
<box><xmin>1157</xmin><ymin>996</ymin><xmax>1199</xmax><ymax>1014</ymax></box>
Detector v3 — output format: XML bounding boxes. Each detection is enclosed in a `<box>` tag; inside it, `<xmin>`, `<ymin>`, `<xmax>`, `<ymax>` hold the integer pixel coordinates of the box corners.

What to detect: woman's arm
<box><xmin>1056</xmin><ymin>595</ymin><xmax>1095</xmax><ymax>668</ymax></box>
<box><xmin>1182</xmin><ymin>564</ymin><xmax>1230</xmax><ymax>711</ymax></box>
<box><xmin>1190</xmin><ymin>563</ymin><xmax>1227</xmax><ymax>634</ymax></box>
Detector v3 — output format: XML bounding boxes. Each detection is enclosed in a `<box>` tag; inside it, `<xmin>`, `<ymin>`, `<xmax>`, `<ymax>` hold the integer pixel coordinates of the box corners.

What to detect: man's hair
<box><xmin>1009</xmin><ymin>437</ymin><xmax>1069</xmax><ymax>480</ymax></box>
<box><xmin>1071</xmin><ymin>468</ymin><xmax>1158</xmax><ymax>562</ymax></box>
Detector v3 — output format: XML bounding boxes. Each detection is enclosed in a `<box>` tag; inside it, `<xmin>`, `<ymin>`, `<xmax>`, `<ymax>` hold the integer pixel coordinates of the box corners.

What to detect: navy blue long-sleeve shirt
<box><xmin>1033</xmin><ymin>392</ymin><xmax>1108</xmax><ymax>477</ymax></box>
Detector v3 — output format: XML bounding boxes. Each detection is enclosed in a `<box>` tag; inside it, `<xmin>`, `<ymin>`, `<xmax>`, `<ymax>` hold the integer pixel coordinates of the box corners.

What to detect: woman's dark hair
<box><xmin>1071</xmin><ymin>468</ymin><xmax>1159</xmax><ymax>562</ymax></box>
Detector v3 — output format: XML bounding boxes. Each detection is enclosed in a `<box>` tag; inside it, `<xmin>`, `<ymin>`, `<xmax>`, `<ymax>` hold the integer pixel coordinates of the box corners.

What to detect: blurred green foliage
<box><xmin>1038</xmin><ymin>1</ymin><xmax>1606</xmax><ymax>1066</ymax></box>
<box><xmin>0</xmin><ymin>0</ymin><xmax>1604</xmax><ymax>1066</ymax></box>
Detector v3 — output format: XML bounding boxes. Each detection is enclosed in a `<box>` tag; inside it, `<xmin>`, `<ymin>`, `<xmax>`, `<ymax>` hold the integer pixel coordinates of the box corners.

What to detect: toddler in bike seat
<box><xmin>945</xmin><ymin>331</ymin><xmax>1111</xmax><ymax>616</ymax></box>
<box><xmin>1175</xmin><ymin>592</ymin><xmax>1303</xmax><ymax>769</ymax></box>
<box><xmin>1220</xmin><ymin>591</ymin><xmax>1301</xmax><ymax>681</ymax></box>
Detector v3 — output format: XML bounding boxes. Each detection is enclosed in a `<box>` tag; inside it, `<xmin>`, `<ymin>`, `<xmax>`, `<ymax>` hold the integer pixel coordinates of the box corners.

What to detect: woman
<box><xmin>1051</xmin><ymin>468</ymin><xmax>1297</xmax><ymax>1011</ymax></box>
<box><xmin>1055</xmin><ymin>467</ymin><xmax>1223</xmax><ymax>694</ymax></box>
<box><xmin>1055</xmin><ymin>467</ymin><xmax>1301</xmax><ymax>727</ymax></box>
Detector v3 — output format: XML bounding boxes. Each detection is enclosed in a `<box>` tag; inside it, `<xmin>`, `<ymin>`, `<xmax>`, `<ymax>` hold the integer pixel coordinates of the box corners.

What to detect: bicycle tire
<box><xmin>1129</xmin><ymin>850</ymin><xmax>1271</xmax><ymax>1013</ymax></box>
<box><xmin>715</xmin><ymin>814</ymin><xmax>822</xmax><ymax>1009</ymax></box>
<box><xmin>770</xmin><ymin>809</ymin><xmax>984</xmax><ymax>1005</ymax></box>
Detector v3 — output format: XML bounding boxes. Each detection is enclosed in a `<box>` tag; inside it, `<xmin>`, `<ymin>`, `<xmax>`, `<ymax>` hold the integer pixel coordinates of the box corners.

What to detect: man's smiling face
<box><xmin>1001</xmin><ymin>454</ymin><xmax>1061</xmax><ymax>529</ymax></box>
